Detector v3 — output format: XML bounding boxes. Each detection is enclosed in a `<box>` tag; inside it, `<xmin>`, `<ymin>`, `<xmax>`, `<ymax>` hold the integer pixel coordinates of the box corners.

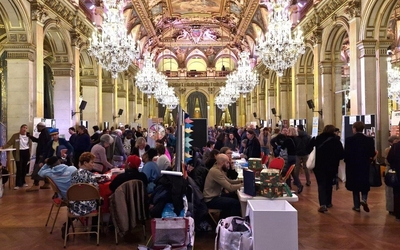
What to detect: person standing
<box><xmin>383</xmin><ymin>136</ymin><xmax>399</xmax><ymax>215</ymax></box>
<box><xmin>258</xmin><ymin>127</ymin><xmax>271</xmax><ymax>156</ymax></box>
<box><xmin>307</xmin><ymin>125</ymin><xmax>344</xmax><ymax>213</ymax></box>
<box><xmin>295</xmin><ymin>125</ymin><xmax>311</xmax><ymax>186</ymax></box>
<box><xmin>73</xmin><ymin>126</ymin><xmax>91</xmax><ymax>167</ymax></box>
<box><xmin>0</xmin><ymin>124</ymin><xmax>32</xmax><ymax>189</ymax></box>
<box><xmin>245</xmin><ymin>130</ymin><xmax>261</xmax><ymax>159</ymax></box>
<box><xmin>27</xmin><ymin>122</ymin><xmax>51</xmax><ymax>191</ymax></box>
<box><xmin>387</xmin><ymin>136</ymin><xmax>400</xmax><ymax>220</ymax></box>
<box><xmin>344</xmin><ymin>121</ymin><xmax>376</xmax><ymax>213</ymax></box>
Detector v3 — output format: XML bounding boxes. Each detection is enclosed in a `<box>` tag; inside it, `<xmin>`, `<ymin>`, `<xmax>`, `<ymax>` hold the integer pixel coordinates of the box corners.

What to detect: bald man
<box><xmin>203</xmin><ymin>154</ymin><xmax>242</xmax><ymax>218</ymax></box>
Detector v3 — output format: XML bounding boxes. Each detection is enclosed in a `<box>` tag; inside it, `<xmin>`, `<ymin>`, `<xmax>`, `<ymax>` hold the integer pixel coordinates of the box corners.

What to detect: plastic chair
<box><xmin>261</xmin><ymin>154</ymin><xmax>269</xmax><ymax>165</ymax></box>
<box><xmin>45</xmin><ymin>177</ymin><xmax>68</xmax><ymax>234</ymax></box>
<box><xmin>269</xmin><ymin>157</ymin><xmax>285</xmax><ymax>171</ymax></box>
<box><xmin>64</xmin><ymin>183</ymin><xmax>102</xmax><ymax>247</ymax></box>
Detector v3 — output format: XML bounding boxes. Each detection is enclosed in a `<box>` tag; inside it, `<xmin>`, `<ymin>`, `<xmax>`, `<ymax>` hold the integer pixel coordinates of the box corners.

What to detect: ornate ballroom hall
<box><xmin>0</xmin><ymin>0</ymin><xmax>398</xmax><ymax>157</ymax></box>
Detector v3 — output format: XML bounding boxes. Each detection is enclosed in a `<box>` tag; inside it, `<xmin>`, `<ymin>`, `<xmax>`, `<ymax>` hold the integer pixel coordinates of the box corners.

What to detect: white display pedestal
<box><xmin>247</xmin><ymin>200</ymin><xmax>298</xmax><ymax>250</ymax></box>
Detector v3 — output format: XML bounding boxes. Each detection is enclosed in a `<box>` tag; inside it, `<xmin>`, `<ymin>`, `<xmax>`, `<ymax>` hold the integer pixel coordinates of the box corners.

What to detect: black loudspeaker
<box><xmin>79</xmin><ymin>100</ymin><xmax>87</xmax><ymax>110</ymax></box>
<box><xmin>271</xmin><ymin>108</ymin><xmax>276</xmax><ymax>115</ymax></box>
<box><xmin>118</xmin><ymin>109</ymin><xmax>123</xmax><ymax>116</ymax></box>
<box><xmin>138</xmin><ymin>113</ymin><xmax>142</xmax><ymax>119</ymax></box>
<box><xmin>306</xmin><ymin>99</ymin><xmax>315</xmax><ymax>110</ymax></box>
<box><xmin>253</xmin><ymin>112</ymin><xmax>257</xmax><ymax>118</ymax></box>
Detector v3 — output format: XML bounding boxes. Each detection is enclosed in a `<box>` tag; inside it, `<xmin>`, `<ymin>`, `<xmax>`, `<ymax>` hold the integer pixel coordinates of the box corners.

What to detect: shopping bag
<box><xmin>151</xmin><ymin>218</ymin><xmax>189</xmax><ymax>249</ymax></box>
<box><xmin>306</xmin><ymin>147</ymin><xmax>316</xmax><ymax>170</ymax></box>
<box><xmin>369</xmin><ymin>161</ymin><xmax>382</xmax><ymax>187</ymax></box>
<box><xmin>384</xmin><ymin>169</ymin><xmax>400</xmax><ymax>187</ymax></box>
<box><xmin>215</xmin><ymin>216</ymin><xmax>252</xmax><ymax>250</ymax></box>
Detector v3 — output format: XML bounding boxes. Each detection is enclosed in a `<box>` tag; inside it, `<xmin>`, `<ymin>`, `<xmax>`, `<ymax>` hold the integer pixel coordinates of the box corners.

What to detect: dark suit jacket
<box><xmin>45</xmin><ymin>138</ymin><xmax>74</xmax><ymax>159</ymax></box>
<box><xmin>30</xmin><ymin>128</ymin><xmax>51</xmax><ymax>164</ymax></box>
<box><xmin>344</xmin><ymin>133</ymin><xmax>375</xmax><ymax>192</ymax></box>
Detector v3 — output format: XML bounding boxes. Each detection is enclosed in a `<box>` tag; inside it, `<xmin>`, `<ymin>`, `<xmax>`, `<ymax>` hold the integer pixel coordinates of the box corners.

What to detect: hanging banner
<box><xmin>311</xmin><ymin>117</ymin><xmax>319</xmax><ymax>138</ymax></box>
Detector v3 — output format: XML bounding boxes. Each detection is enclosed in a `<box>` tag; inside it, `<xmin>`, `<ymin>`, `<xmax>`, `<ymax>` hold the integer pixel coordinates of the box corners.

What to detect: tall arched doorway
<box><xmin>187</xmin><ymin>91</ymin><xmax>208</xmax><ymax>118</ymax></box>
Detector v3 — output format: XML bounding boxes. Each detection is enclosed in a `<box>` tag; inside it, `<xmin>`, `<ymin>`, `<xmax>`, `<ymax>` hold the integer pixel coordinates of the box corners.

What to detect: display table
<box><xmin>247</xmin><ymin>200</ymin><xmax>298</xmax><ymax>250</ymax></box>
<box><xmin>237</xmin><ymin>188</ymin><xmax>298</xmax><ymax>217</ymax></box>
<box><xmin>0</xmin><ymin>148</ymin><xmax>16</xmax><ymax>188</ymax></box>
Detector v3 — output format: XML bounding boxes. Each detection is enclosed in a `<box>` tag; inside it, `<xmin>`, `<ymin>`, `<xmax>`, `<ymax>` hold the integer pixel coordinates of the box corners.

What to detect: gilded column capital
<box><xmin>319</xmin><ymin>61</ymin><xmax>333</xmax><ymax>74</ymax></box>
<box><xmin>310</xmin><ymin>29</ymin><xmax>323</xmax><ymax>46</ymax></box>
<box><xmin>30</xmin><ymin>1</ymin><xmax>50</xmax><ymax>23</ymax></box>
<box><xmin>344</xmin><ymin>0</ymin><xmax>361</xmax><ymax>19</ymax></box>
<box><xmin>357</xmin><ymin>40</ymin><xmax>377</xmax><ymax>58</ymax></box>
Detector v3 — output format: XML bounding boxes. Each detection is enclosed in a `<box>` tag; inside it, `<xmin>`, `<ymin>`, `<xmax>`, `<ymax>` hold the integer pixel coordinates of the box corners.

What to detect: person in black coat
<box><xmin>245</xmin><ymin>130</ymin><xmax>261</xmax><ymax>159</ymax></box>
<box><xmin>109</xmin><ymin>155</ymin><xmax>147</xmax><ymax>192</ymax></box>
<box><xmin>387</xmin><ymin>138</ymin><xmax>400</xmax><ymax>220</ymax></box>
<box><xmin>344</xmin><ymin>121</ymin><xmax>376</xmax><ymax>213</ymax></box>
<box><xmin>307</xmin><ymin>125</ymin><xmax>344</xmax><ymax>213</ymax></box>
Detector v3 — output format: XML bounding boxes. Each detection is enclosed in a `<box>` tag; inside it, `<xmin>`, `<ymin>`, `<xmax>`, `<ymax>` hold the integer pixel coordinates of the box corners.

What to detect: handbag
<box><xmin>306</xmin><ymin>147</ymin><xmax>316</xmax><ymax>170</ymax></box>
<box><xmin>384</xmin><ymin>169</ymin><xmax>400</xmax><ymax>188</ymax></box>
<box><xmin>369</xmin><ymin>161</ymin><xmax>382</xmax><ymax>187</ymax></box>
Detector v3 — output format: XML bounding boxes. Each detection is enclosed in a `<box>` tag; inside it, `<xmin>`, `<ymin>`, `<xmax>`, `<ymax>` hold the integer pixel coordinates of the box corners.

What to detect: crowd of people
<box><xmin>2</xmin><ymin>119</ymin><xmax>399</xmax><ymax>237</ymax></box>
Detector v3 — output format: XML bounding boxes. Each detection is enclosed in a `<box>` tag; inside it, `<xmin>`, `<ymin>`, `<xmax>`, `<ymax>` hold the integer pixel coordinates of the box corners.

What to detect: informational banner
<box><xmin>147</xmin><ymin>118</ymin><xmax>164</xmax><ymax>148</ymax></box>
<box><xmin>311</xmin><ymin>117</ymin><xmax>319</xmax><ymax>138</ymax></box>
<box><xmin>391</xmin><ymin>110</ymin><xmax>400</xmax><ymax>126</ymax></box>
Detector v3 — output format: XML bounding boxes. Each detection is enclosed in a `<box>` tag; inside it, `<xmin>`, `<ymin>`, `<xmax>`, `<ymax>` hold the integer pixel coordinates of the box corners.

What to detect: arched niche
<box><xmin>157</xmin><ymin>57</ymin><xmax>178</xmax><ymax>71</ymax></box>
<box><xmin>187</xmin><ymin>58</ymin><xmax>207</xmax><ymax>71</ymax></box>
<box><xmin>215</xmin><ymin>57</ymin><xmax>235</xmax><ymax>71</ymax></box>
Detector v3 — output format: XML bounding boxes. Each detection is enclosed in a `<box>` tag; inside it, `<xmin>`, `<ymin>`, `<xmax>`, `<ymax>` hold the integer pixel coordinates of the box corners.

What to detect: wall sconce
<box><xmin>113</xmin><ymin>109</ymin><xmax>123</xmax><ymax>120</ymax></box>
<box><xmin>71</xmin><ymin>100</ymin><xmax>87</xmax><ymax>118</ymax></box>
<box><xmin>306</xmin><ymin>99</ymin><xmax>323</xmax><ymax>116</ymax></box>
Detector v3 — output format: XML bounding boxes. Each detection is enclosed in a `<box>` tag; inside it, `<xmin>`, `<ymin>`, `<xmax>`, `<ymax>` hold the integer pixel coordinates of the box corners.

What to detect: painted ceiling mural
<box><xmin>125</xmin><ymin>0</ymin><xmax>314</xmax><ymax>69</ymax></box>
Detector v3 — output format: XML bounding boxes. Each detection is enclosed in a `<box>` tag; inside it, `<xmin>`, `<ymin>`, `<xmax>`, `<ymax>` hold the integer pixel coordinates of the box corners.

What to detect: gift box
<box><xmin>259</xmin><ymin>182</ymin><xmax>283</xmax><ymax>198</ymax></box>
<box><xmin>248</xmin><ymin>158</ymin><xmax>262</xmax><ymax>170</ymax></box>
<box><xmin>260</xmin><ymin>169</ymin><xmax>280</xmax><ymax>185</ymax></box>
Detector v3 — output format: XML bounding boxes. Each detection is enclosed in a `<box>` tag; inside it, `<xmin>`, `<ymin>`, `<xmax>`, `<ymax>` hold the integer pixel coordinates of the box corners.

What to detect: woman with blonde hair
<box><xmin>258</xmin><ymin>127</ymin><xmax>271</xmax><ymax>156</ymax></box>
<box><xmin>131</xmin><ymin>137</ymin><xmax>150</xmax><ymax>157</ymax></box>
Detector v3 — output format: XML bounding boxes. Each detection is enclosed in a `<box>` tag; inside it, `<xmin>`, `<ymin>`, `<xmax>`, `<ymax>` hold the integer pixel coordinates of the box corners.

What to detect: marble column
<box><xmin>5</xmin><ymin>47</ymin><xmax>35</xmax><ymax>130</ymax></box>
<box><xmin>280</xmin><ymin>84</ymin><xmax>288</xmax><ymax>120</ymax></box>
<box><xmin>52</xmin><ymin>65</ymin><xmax>74</xmax><ymax>138</ymax></box>
<box><xmin>376</xmin><ymin>42</ymin><xmax>391</xmax><ymax>156</ymax></box>
<box><xmin>295</xmin><ymin>74</ymin><xmax>307</xmax><ymax>119</ymax></box>
<box><xmin>358</xmin><ymin>40</ymin><xmax>377</xmax><ymax>114</ymax></box>
<box><xmin>349</xmin><ymin>16</ymin><xmax>362</xmax><ymax>114</ymax></box>
<box><xmin>275</xmin><ymin>75</ymin><xmax>281</xmax><ymax>125</ymax></box>
<box><xmin>113</xmin><ymin>78</ymin><xmax>119</xmax><ymax>126</ymax></box>
<box><xmin>291</xmin><ymin>67</ymin><xmax>296</xmax><ymax>118</ymax></box>
<box><xmin>239</xmin><ymin>95</ymin><xmax>246</xmax><ymax>127</ymax></box>
<box><xmin>333</xmin><ymin>63</ymin><xmax>344</xmax><ymax>127</ymax></box>
<box><xmin>313</xmin><ymin>42</ymin><xmax>322</xmax><ymax>117</ymax></box>
<box><xmin>32</xmin><ymin>11</ymin><xmax>45</xmax><ymax>117</ymax></box>
<box><xmin>258</xmin><ymin>77</ymin><xmax>266</xmax><ymax>121</ymax></box>
<box><xmin>97</xmin><ymin>64</ymin><xmax>103</xmax><ymax>128</ymax></box>
<box><xmin>124</xmin><ymin>73</ymin><xmax>130</xmax><ymax>123</ymax></box>
<box><xmin>208</xmin><ymin>86</ymin><xmax>215</xmax><ymax>127</ymax></box>
<box><xmin>320</xmin><ymin>61</ymin><xmax>334</xmax><ymax>125</ymax></box>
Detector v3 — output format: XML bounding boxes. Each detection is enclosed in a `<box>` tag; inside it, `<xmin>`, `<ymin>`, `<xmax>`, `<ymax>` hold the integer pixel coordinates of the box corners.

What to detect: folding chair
<box><xmin>45</xmin><ymin>177</ymin><xmax>68</xmax><ymax>234</ymax></box>
<box><xmin>64</xmin><ymin>183</ymin><xmax>102</xmax><ymax>247</ymax></box>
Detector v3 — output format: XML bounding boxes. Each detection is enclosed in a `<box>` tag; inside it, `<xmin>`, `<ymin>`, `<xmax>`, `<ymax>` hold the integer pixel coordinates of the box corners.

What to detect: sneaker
<box><xmin>26</xmin><ymin>185</ymin><xmax>39</xmax><ymax>192</ymax></box>
<box><xmin>352</xmin><ymin>207</ymin><xmax>361</xmax><ymax>212</ymax></box>
<box><xmin>40</xmin><ymin>183</ymin><xmax>50</xmax><ymax>189</ymax></box>
<box><xmin>318</xmin><ymin>205</ymin><xmax>328</xmax><ymax>213</ymax></box>
<box><xmin>23</xmin><ymin>184</ymin><xmax>29</xmax><ymax>187</ymax></box>
<box><xmin>360</xmin><ymin>200</ymin><xmax>370</xmax><ymax>213</ymax></box>
<box><xmin>13</xmin><ymin>186</ymin><xmax>20</xmax><ymax>190</ymax></box>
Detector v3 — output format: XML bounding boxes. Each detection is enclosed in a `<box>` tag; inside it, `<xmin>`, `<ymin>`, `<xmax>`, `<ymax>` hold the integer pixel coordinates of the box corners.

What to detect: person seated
<box><xmin>205</xmin><ymin>149</ymin><xmax>219</xmax><ymax>169</ymax></box>
<box><xmin>156</xmin><ymin>144</ymin><xmax>171</xmax><ymax>171</ymax></box>
<box><xmin>38</xmin><ymin>156</ymin><xmax>77</xmax><ymax>199</ymax></box>
<box><xmin>109</xmin><ymin>155</ymin><xmax>148</xmax><ymax>192</ymax></box>
<box><xmin>131</xmin><ymin>137</ymin><xmax>150</xmax><ymax>157</ymax></box>
<box><xmin>70</xmin><ymin>152</ymin><xmax>99</xmax><ymax>216</ymax></box>
<box><xmin>187</xmin><ymin>159</ymin><xmax>209</xmax><ymax>192</ymax></box>
<box><xmin>91</xmin><ymin>134</ymin><xmax>114</xmax><ymax>173</ymax></box>
<box><xmin>156</xmin><ymin>139</ymin><xmax>172</xmax><ymax>162</ymax></box>
<box><xmin>45</xmin><ymin>128</ymin><xmax>74</xmax><ymax>166</ymax></box>
<box><xmin>203</xmin><ymin>154</ymin><xmax>242</xmax><ymax>218</ymax></box>
<box><xmin>219</xmin><ymin>147</ymin><xmax>238</xmax><ymax>180</ymax></box>
<box><xmin>141</xmin><ymin>148</ymin><xmax>160</xmax><ymax>193</ymax></box>
<box><xmin>239</xmin><ymin>139</ymin><xmax>248</xmax><ymax>159</ymax></box>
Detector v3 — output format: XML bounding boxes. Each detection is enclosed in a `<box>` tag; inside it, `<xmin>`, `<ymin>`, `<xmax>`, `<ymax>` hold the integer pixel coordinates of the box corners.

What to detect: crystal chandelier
<box><xmin>228</xmin><ymin>51</ymin><xmax>259</xmax><ymax>97</ymax></box>
<box><xmin>215</xmin><ymin>93</ymin><xmax>233</xmax><ymax>111</ymax></box>
<box><xmin>255</xmin><ymin>0</ymin><xmax>305</xmax><ymax>77</ymax></box>
<box><xmin>154</xmin><ymin>84</ymin><xmax>179</xmax><ymax>110</ymax></box>
<box><xmin>387</xmin><ymin>60</ymin><xmax>400</xmax><ymax>102</ymax></box>
<box><xmin>135</xmin><ymin>51</ymin><xmax>167</xmax><ymax>97</ymax></box>
<box><xmin>88</xmin><ymin>0</ymin><xmax>139</xmax><ymax>78</ymax></box>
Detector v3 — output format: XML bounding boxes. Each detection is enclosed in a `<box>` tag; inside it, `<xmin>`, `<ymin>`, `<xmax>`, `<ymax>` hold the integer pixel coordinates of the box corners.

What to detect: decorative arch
<box><xmin>80</xmin><ymin>49</ymin><xmax>98</xmax><ymax>76</ymax></box>
<box><xmin>321</xmin><ymin>24</ymin><xmax>348</xmax><ymax>62</ymax></box>
<box><xmin>360</xmin><ymin>0</ymin><xmax>397</xmax><ymax>40</ymax></box>
<box><xmin>43</xmin><ymin>25</ymin><xmax>73</xmax><ymax>64</ymax></box>
<box><xmin>186</xmin><ymin>91</ymin><xmax>208</xmax><ymax>119</ymax></box>
<box><xmin>0</xmin><ymin>0</ymin><xmax>31</xmax><ymax>46</ymax></box>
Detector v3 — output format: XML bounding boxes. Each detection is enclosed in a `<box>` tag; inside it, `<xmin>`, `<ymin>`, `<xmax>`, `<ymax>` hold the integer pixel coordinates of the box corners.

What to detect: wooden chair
<box><xmin>45</xmin><ymin>177</ymin><xmax>68</xmax><ymax>234</ymax></box>
<box><xmin>64</xmin><ymin>183</ymin><xmax>102</xmax><ymax>248</ymax></box>
<box><xmin>208</xmin><ymin>209</ymin><xmax>222</xmax><ymax>226</ymax></box>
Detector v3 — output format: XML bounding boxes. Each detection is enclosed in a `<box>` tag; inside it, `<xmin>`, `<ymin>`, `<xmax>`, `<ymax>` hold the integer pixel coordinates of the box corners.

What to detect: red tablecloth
<box><xmin>98</xmin><ymin>172</ymin><xmax>120</xmax><ymax>213</ymax></box>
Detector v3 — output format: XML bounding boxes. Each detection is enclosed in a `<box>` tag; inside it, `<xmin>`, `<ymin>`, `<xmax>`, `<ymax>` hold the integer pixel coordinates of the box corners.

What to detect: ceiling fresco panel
<box><xmin>170</xmin><ymin>0</ymin><xmax>221</xmax><ymax>15</ymax></box>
